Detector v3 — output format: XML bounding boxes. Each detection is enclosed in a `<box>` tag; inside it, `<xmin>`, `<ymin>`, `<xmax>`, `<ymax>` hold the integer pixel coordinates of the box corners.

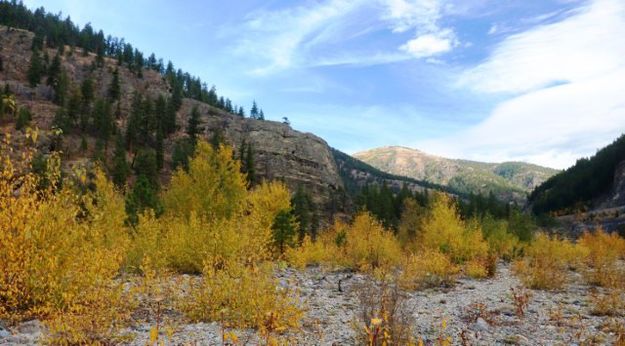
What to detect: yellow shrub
<box><xmin>343</xmin><ymin>213</ymin><xmax>403</xmax><ymax>271</ymax></box>
<box><xmin>465</xmin><ymin>259</ymin><xmax>489</xmax><ymax>279</ymax></box>
<box><xmin>285</xmin><ymin>235</ymin><xmax>329</xmax><ymax>269</ymax></box>
<box><xmin>513</xmin><ymin>233</ymin><xmax>581</xmax><ymax>290</ymax></box>
<box><xmin>399</xmin><ymin>250</ymin><xmax>459</xmax><ymax>290</ymax></box>
<box><xmin>0</xmin><ymin>148</ymin><xmax>133</xmax><ymax>343</ymax></box>
<box><xmin>162</xmin><ymin>142</ymin><xmax>247</xmax><ymax>221</ymax></box>
<box><xmin>285</xmin><ymin>213</ymin><xmax>402</xmax><ymax>272</ymax></box>
<box><xmin>155</xmin><ymin>142</ymin><xmax>289</xmax><ymax>273</ymax></box>
<box><xmin>419</xmin><ymin>193</ymin><xmax>489</xmax><ymax>264</ymax></box>
<box><xmin>480</xmin><ymin>215</ymin><xmax>521</xmax><ymax>260</ymax></box>
<box><xmin>578</xmin><ymin>229</ymin><xmax>625</xmax><ymax>288</ymax></box>
<box><xmin>181</xmin><ymin>259</ymin><xmax>303</xmax><ymax>332</ymax></box>
<box><xmin>590</xmin><ymin>289</ymin><xmax>625</xmax><ymax>316</ymax></box>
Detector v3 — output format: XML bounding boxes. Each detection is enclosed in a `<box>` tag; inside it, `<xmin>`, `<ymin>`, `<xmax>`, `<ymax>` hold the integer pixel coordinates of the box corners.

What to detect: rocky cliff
<box><xmin>0</xmin><ymin>26</ymin><xmax>343</xmax><ymax>211</ymax></box>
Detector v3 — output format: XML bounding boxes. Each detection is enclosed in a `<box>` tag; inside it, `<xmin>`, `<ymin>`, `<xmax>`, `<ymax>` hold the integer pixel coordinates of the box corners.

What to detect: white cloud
<box><xmin>232</xmin><ymin>0</ymin><xmax>459</xmax><ymax>75</ymax></box>
<box><xmin>383</xmin><ymin>0</ymin><xmax>442</xmax><ymax>33</ymax></box>
<box><xmin>400</xmin><ymin>29</ymin><xmax>457</xmax><ymax>58</ymax></box>
<box><xmin>421</xmin><ymin>0</ymin><xmax>625</xmax><ymax>169</ymax></box>
<box><xmin>383</xmin><ymin>0</ymin><xmax>459</xmax><ymax>59</ymax></box>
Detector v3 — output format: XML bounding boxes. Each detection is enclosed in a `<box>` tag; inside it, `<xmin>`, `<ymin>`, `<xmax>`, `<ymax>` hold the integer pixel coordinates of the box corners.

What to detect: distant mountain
<box><xmin>529</xmin><ymin>134</ymin><xmax>625</xmax><ymax>215</ymax></box>
<box><xmin>354</xmin><ymin>146</ymin><xmax>559</xmax><ymax>203</ymax></box>
<box><xmin>331</xmin><ymin>148</ymin><xmax>462</xmax><ymax>197</ymax></box>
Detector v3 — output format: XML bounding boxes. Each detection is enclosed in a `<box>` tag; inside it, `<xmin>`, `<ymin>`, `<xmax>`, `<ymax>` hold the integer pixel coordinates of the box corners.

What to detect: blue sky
<box><xmin>22</xmin><ymin>0</ymin><xmax>625</xmax><ymax>169</ymax></box>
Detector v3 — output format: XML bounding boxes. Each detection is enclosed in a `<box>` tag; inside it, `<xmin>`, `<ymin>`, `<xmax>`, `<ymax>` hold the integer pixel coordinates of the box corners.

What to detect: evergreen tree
<box><xmin>27</xmin><ymin>49</ymin><xmax>43</xmax><ymax>87</ymax></box>
<box><xmin>125</xmin><ymin>92</ymin><xmax>143</xmax><ymax>148</ymax></box>
<box><xmin>108</xmin><ymin>68</ymin><xmax>121</xmax><ymax>100</ymax></box>
<box><xmin>172</xmin><ymin>138</ymin><xmax>194</xmax><ymax>171</ymax></box>
<box><xmin>282</xmin><ymin>117</ymin><xmax>290</xmax><ymax>126</ymax></box>
<box><xmin>291</xmin><ymin>186</ymin><xmax>316</xmax><ymax>240</ymax></box>
<box><xmin>237</xmin><ymin>106</ymin><xmax>245</xmax><ymax>117</ymax></box>
<box><xmin>52</xmin><ymin>107</ymin><xmax>71</xmax><ymax>132</ymax></box>
<box><xmin>133</xmin><ymin>148</ymin><xmax>159</xmax><ymax>187</ymax></box>
<box><xmin>52</xmin><ymin>70</ymin><xmax>69</xmax><ymax>106</ymax></box>
<box><xmin>111</xmin><ymin>133</ymin><xmax>130</xmax><ymax>187</ymax></box>
<box><xmin>81</xmin><ymin>77</ymin><xmax>95</xmax><ymax>104</ymax></box>
<box><xmin>125</xmin><ymin>174</ymin><xmax>162</xmax><ymax>225</ymax></box>
<box><xmin>92</xmin><ymin>98</ymin><xmax>113</xmax><ymax>142</ymax></box>
<box><xmin>271</xmin><ymin>209</ymin><xmax>298</xmax><ymax>254</ymax></box>
<box><xmin>46</xmin><ymin>53</ymin><xmax>61</xmax><ymax>86</ymax></box>
<box><xmin>155</xmin><ymin>126</ymin><xmax>164</xmax><ymax>170</ymax></box>
<box><xmin>15</xmin><ymin>107</ymin><xmax>32</xmax><ymax>130</ymax></box>
<box><xmin>164</xmin><ymin>97</ymin><xmax>177</xmax><ymax>134</ymax></box>
<box><xmin>258</xmin><ymin>109</ymin><xmax>265</xmax><ymax>121</ymax></box>
<box><xmin>245</xmin><ymin>143</ymin><xmax>256</xmax><ymax>186</ymax></box>
<box><xmin>187</xmin><ymin>106</ymin><xmax>201</xmax><ymax>144</ymax></box>
<box><xmin>250</xmin><ymin>100</ymin><xmax>259</xmax><ymax>119</ymax></box>
<box><xmin>210</xmin><ymin>128</ymin><xmax>225</xmax><ymax>149</ymax></box>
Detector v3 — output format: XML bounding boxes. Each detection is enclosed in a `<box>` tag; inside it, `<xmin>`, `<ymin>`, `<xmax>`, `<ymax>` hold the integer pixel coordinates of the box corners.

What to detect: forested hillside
<box><xmin>529</xmin><ymin>134</ymin><xmax>625</xmax><ymax>215</ymax></box>
<box><xmin>354</xmin><ymin>146</ymin><xmax>558</xmax><ymax>203</ymax></box>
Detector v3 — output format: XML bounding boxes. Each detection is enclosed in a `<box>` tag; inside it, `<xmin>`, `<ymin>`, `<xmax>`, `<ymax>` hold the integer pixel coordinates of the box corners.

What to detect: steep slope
<box><xmin>0</xmin><ymin>25</ymin><xmax>343</xmax><ymax>212</ymax></box>
<box><xmin>529</xmin><ymin>134</ymin><xmax>625</xmax><ymax>215</ymax></box>
<box><xmin>354</xmin><ymin>146</ymin><xmax>558</xmax><ymax>202</ymax></box>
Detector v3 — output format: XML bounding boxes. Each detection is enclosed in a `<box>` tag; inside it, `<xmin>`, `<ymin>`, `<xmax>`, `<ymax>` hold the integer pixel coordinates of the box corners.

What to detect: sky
<box><xmin>22</xmin><ymin>0</ymin><xmax>625</xmax><ymax>169</ymax></box>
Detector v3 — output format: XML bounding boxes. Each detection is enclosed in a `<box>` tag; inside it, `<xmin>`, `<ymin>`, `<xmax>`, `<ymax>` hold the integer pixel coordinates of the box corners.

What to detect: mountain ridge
<box><xmin>354</xmin><ymin>145</ymin><xmax>559</xmax><ymax>203</ymax></box>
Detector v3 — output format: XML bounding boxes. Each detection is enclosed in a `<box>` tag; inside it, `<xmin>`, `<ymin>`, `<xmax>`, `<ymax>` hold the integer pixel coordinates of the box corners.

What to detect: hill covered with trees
<box><xmin>529</xmin><ymin>134</ymin><xmax>625</xmax><ymax>215</ymax></box>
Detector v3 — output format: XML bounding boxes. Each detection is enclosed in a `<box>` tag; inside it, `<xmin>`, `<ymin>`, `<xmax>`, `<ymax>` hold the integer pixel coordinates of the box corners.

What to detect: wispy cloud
<box><xmin>422</xmin><ymin>0</ymin><xmax>625</xmax><ymax>169</ymax></box>
<box><xmin>229</xmin><ymin>0</ymin><xmax>462</xmax><ymax>75</ymax></box>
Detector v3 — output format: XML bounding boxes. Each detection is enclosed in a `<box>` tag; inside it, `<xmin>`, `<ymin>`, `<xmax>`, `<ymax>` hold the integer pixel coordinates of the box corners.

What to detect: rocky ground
<box><xmin>1</xmin><ymin>263</ymin><xmax>623</xmax><ymax>345</ymax></box>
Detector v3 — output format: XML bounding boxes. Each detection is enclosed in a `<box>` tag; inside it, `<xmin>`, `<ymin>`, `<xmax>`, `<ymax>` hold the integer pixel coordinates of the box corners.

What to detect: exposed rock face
<box><xmin>180</xmin><ymin>100</ymin><xmax>343</xmax><ymax>209</ymax></box>
<box><xmin>0</xmin><ymin>26</ymin><xmax>343</xmax><ymax>213</ymax></box>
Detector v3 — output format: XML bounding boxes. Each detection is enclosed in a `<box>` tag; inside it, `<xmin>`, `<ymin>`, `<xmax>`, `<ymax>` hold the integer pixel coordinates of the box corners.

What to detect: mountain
<box><xmin>529</xmin><ymin>134</ymin><xmax>625</xmax><ymax>215</ymax></box>
<box><xmin>0</xmin><ymin>24</ymin><xmax>343</xmax><ymax>216</ymax></box>
<box><xmin>331</xmin><ymin>148</ymin><xmax>462</xmax><ymax>197</ymax></box>
<box><xmin>354</xmin><ymin>146</ymin><xmax>559</xmax><ymax>203</ymax></box>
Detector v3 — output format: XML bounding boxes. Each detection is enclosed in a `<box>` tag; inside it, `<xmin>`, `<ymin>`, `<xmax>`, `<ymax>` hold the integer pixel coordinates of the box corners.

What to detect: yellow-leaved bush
<box><xmin>286</xmin><ymin>212</ymin><xmax>402</xmax><ymax>272</ymax></box>
<box><xmin>0</xmin><ymin>140</ymin><xmax>133</xmax><ymax>343</ymax></box>
<box><xmin>127</xmin><ymin>141</ymin><xmax>304</xmax><ymax>331</ymax></box>
<box><xmin>578</xmin><ymin>228</ymin><xmax>625</xmax><ymax>288</ymax></box>
<box><xmin>513</xmin><ymin>233</ymin><xmax>582</xmax><ymax>290</ymax></box>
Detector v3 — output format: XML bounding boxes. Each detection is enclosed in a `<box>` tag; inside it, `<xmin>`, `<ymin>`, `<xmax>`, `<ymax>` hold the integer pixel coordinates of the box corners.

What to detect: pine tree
<box><xmin>81</xmin><ymin>77</ymin><xmax>95</xmax><ymax>105</ymax></box>
<box><xmin>27</xmin><ymin>49</ymin><xmax>43</xmax><ymax>87</ymax></box>
<box><xmin>187</xmin><ymin>106</ymin><xmax>201</xmax><ymax>144</ymax></box>
<box><xmin>250</xmin><ymin>101</ymin><xmax>259</xmax><ymax>119</ymax></box>
<box><xmin>125</xmin><ymin>93</ymin><xmax>142</xmax><ymax>149</ymax></box>
<box><xmin>164</xmin><ymin>97</ymin><xmax>177</xmax><ymax>134</ymax></box>
<box><xmin>291</xmin><ymin>187</ymin><xmax>316</xmax><ymax>240</ymax></box>
<box><xmin>133</xmin><ymin>148</ymin><xmax>158</xmax><ymax>186</ymax></box>
<box><xmin>15</xmin><ymin>107</ymin><xmax>32</xmax><ymax>131</ymax></box>
<box><xmin>125</xmin><ymin>174</ymin><xmax>162</xmax><ymax>225</ymax></box>
<box><xmin>109</xmin><ymin>68</ymin><xmax>121</xmax><ymax>100</ymax></box>
<box><xmin>210</xmin><ymin>128</ymin><xmax>225</xmax><ymax>149</ymax></box>
<box><xmin>92</xmin><ymin>98</ymin><xmax>114</xmax><ymax>143</ymax></box>
<box><xmin>155</xmin><ymin>126</ymin><xmax>164</xmax><ymax>170</ymax></box>
<box><xmin>271</xmin><ymin>209</ymin><xmax>298</xmax><ymax>254</ymax></box>
<box><xmin>52</xmin><ymin>70</ymin><xmax>69</xmax><ymax>106</ymax></box>
<box><xmin>259</xmin><ymin>109</ymin><xmax>265</xmax><ymax>121</ymax></box>
<box><xmin>46</xmin><ymin>53</ymin><xmax>61</xmax><ymax>86</ymax></box>
<box><xmin>245</xmin><ymin>143</ymin><xmax>256</xmax><ymax>186</ymax></box>
<box><xmin>237</xmin><ymin>106</ymin><xmax>245</xmax><ymax>117</ymax></box>
<box><xmin>111</xmin><ymin>133</ymin><xmax>130</xmax><ymax>187</ymax></box>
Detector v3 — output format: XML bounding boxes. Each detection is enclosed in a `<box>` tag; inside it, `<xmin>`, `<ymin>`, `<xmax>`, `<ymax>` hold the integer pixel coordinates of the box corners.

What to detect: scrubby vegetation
<box><xmin>0</xmin><ymin>137</ymin><xmax>303</xmax><ymax>343</ymax></box>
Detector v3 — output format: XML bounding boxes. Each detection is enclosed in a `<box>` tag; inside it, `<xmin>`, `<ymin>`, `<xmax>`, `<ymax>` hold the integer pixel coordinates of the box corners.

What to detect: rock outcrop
<box><xmin>0</xmin><ymin>25</ymin><xmax>343</xmax><ymax>213</ymax></box>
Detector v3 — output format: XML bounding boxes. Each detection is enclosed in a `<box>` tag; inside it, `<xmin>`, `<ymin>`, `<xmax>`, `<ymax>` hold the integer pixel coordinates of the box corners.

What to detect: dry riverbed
<box><xmin>1</xmin><ymin>263</ymin><xmax>623</xmax><ymax>345</ymax></box>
